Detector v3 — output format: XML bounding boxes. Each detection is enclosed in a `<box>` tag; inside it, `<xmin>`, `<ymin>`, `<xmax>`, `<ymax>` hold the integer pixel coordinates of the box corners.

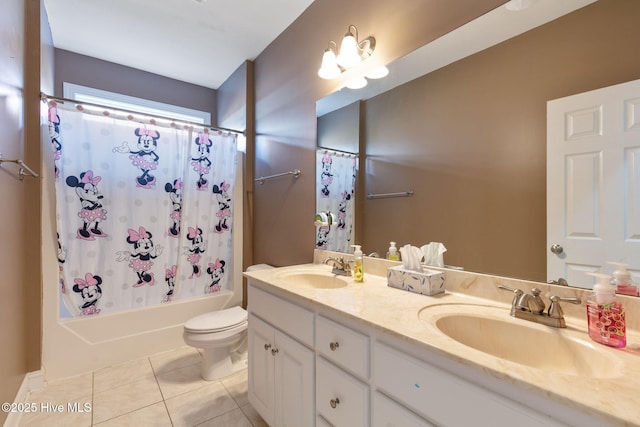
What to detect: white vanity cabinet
<box><xmin>247</xmin><ymin>287</ymin><xmax>315</xmax><ymax>427</ymax></box>
<box><xmin>247</xmin><ymin>279</ymin><xmax>569</xmax><ymax>427</ymax></box>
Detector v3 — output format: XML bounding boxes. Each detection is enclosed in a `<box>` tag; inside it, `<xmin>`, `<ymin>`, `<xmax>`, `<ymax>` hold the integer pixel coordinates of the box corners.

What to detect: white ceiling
<box><xmin>43</xmin><ymin>0</ymin><xmax>315</xmax><ymax>89</ymax></box>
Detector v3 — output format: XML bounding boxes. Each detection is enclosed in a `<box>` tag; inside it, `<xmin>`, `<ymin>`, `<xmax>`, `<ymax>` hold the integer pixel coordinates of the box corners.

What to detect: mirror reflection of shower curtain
<box><xmin>316</xmin><ymin>150</ymin><xmax>357</xmax><ymax>252</ymax></box>
<box><xmin>46</xmin><ymin>102</ymin><xmax>237</xmax><ymax>318</ymax></box>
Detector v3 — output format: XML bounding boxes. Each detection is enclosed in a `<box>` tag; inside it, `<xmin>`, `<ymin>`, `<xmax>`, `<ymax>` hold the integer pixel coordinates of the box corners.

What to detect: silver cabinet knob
<box><xmin>330</xmin><ymin>398</ymin><xmax>340</xmax><ymax>409</ymax></box>
<box><xmin>264</xmin><ymin>343</ymin><xmax>271</xmax><ymax>351</ymax></box>
<box><xmin>329</xmin><ymin>342</ymin><xmax>340</xmax><ymax>351</ymax></box>
<box><xmin>550</xmin><ymin>244</ymin><xmax>564</xmax><ymax>254</ymax></box>
<box><xmin>271</xmin><ymin>348</ymin><xmax>279</xmax><ymax>356</ymax></box>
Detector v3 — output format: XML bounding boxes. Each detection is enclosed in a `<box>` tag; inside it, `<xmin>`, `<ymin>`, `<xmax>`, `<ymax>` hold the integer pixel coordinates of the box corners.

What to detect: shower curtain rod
<box><xmin>317</xmin><ymin>146</ymin><xmax>358</xmax><ymax>157</ymax></box>
<box><xmin>40</xmin><ymin>92</ymin><xmax>245</xmax><ymax>136</ymax></box>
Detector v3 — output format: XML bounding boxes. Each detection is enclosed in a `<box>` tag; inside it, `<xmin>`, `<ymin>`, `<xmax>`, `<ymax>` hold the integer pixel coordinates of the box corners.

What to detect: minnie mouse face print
<box><xmin>164</xmin><ymin>265</ymin><xmax>177</xmax><ymax>303</ymax></box>
<box><xmin>113</xmin><ymin>127</ymin><xmax>161</xmax><ymax>188</ymax></box>
<box><xmin>191</xmin><ymin>133</ymin><xmax>212</xmax><ymax>190</ymax></box>
<box><xmin>115</xmin><ymin>226</ymin><xmax>163</xmax><ymax>287</ymax></box>
<box><xmin>212</xmin><ymin>182</ymin><xmax>231</xmax><ymax>233</ymax></box>
<box><xmin>72</xmin><ymin>273</ymin><xmax>103</xmax><ymax>315</ymax></box>
<box><xmin>206</xmin><ymin>258</ymin><xmax>225</xmax><ymax>294</ymax></box>
<box><xmin>320</xmin><ymin>154</ymin><xmax>333</xmax><ymax>197</ymax></box>
<box><xmin>184</xmin><ymin>226</ymin><xmax>207</xmax><ymax>278</ymax></box>
<box><xmin>48</xmin><ymin>105</ymin><xmax>62</xmax><ymax>178</ymax></box>
<box><xmin>338</xmin><ymin>191</ymin><xmax>351</xmax><ymax>230</ymax></box>
<box><xmin>66</xmin><ymin>170</ymin><xmax>108</xmax><ymax>241</ymax></box>
<box><xmin>165</xmin><ymin>178</ymin><xmax>183</xmax><ymax>237</ymax></box>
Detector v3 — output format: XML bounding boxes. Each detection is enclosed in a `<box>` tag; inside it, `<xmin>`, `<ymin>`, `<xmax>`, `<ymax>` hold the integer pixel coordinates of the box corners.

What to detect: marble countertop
<box><xmin>244</xmin><ymin>256</ymin><xmax>640</xmax><ymax>427</ymax></box>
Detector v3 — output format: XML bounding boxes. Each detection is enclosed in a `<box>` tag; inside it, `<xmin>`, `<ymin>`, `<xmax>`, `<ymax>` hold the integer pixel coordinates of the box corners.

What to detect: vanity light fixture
<box><xmin>318</xmin><ymin>24</ymin><xmax>388</xmax><ymax>88</ymax></box>
<box><xmin>318</xmin><ymin>41</ymin><xmax>342</xmax><ymax>79</ymax></box>
<box><xmin>336</xmin><ymin>25</ymin><xmax>373</xmax><ymax>68</ymax></box>
<box><xmin>345</xmin><ymin>76</ymin><xmax>368</xmax><ymax>90</ymax></box>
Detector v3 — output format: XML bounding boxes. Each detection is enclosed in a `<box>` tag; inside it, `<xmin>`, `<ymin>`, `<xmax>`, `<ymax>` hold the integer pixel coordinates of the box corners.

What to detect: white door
<box><xmin>248</xmin><ymin>314</ymin><xmax>276</xmax><ymax>426</ymax></box>
<box><xmin>547</xmin><ymin>78</ymin><xmax>640</xmax><ymax>288</ymax></box>
<box><xmin>274</xmin><ymin>330</ymin><xmax>315</xmax><ymax>427</ymax></box>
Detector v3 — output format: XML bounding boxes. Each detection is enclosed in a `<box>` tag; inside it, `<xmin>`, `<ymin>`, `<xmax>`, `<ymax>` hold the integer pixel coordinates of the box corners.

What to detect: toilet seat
<box><xmin>184</xmin><ymin>306</ymin><xmax>247</xmax><ymax>334</ymax></box>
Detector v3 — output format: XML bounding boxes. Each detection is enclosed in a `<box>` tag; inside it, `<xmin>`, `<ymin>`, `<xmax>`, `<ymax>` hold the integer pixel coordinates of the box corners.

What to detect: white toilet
<box><xmin>183</xmin><ymin>264</ymin><xmax>273</xmax><ymax>381</ymax></box>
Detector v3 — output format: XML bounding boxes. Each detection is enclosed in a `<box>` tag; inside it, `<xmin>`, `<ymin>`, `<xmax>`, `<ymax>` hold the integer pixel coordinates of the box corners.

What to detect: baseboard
<box><xmin>4</xmin><ymin>370</ymin><xmax>44</xmax><ymax>427</ymax></box>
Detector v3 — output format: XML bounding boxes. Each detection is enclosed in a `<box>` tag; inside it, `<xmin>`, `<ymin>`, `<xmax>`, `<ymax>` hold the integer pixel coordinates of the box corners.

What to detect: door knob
<box><xmin>271</xmin><ymin>348</ymin><xmax>279</xmax><ymax>356</ymax></box>
<box><xmin>550</xmin><ymin>244</ymin><xmax>564</xmax><ymax>254</ymax></box>
<box><xmin>264</xmin><ymin>343</ymin><xmax>271</xmax><ymax>351</ymax></box>
<box><xmin>329</xmin><ymin>342</ymin><xmax>340</xmax><ymax>351</ymax></box>
<box><xmin>330</xmin><ymin>398</ymin><xmax>340</xmax><ymax>409</ymax></box>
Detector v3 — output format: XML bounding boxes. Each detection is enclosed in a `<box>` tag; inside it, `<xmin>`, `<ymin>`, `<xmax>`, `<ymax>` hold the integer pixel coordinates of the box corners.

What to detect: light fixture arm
<box><xmin>358</xmin><ymin>36</ymin><xmax>376</xmax><ymax>59</ymax></box>
<box><xmin>345</xmin><ymin>25</ymin><xmax>376</xmax><ymax>59</ymax></box>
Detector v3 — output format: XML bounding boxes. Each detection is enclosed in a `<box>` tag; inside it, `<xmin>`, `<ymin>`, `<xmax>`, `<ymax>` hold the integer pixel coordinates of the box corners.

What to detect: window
<box><xmin>62</xmin><ymin>83</ymin><xmax>246</xmax><ymax>151</ymax></box>
<box><xmin>63</xmin><ymin>83</ymin><xmax>211</xmax><ymax>124</ymax></box>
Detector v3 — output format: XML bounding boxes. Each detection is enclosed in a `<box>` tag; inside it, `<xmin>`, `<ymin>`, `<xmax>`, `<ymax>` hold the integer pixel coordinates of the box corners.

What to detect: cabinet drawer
<box><xmin>372</xmin><ymin>392</ymin><xmax>434</xmax><ymax>427</ymax></box>
<box><xmin>316</xmin><ymin>316</ymin><xmax>369</xmax><ymax>379</ymax></box>
<box><xmin>248</xmin><ymin>285</ymin><xmax>314</xmax><ymax>346</ymax></box>
<box><xmin>373</xmin><ymin>342</ymin><xmax>559</xmax><ymax>427</ymax></box>
<box><xmin>316</xmin><ymin>356</ymin><xmax>369</xmax><ymax>427</ymax></box>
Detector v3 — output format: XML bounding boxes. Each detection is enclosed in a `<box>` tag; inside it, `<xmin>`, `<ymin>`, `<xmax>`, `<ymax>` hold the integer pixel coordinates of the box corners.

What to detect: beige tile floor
<box><xmin>18</xmin><ymin>346</ymin><xmax>267</xmax><ymax>427</ymax></box>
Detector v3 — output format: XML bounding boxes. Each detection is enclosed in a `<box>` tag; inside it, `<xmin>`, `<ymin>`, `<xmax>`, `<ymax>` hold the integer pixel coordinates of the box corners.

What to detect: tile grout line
<box><xmin>151</xmin><ymin>355</ymin><xmax>176</xmax><ymax>427</ymax></box>
<box><xmin>92</xmin><ymin>357</ymin><xmax>167</xmax><ymax>426</ymax></box>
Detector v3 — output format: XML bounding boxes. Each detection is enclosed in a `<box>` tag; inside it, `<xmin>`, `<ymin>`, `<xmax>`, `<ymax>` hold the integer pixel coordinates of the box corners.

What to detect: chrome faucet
<box><xmin>498</xmin><ymin>285</ymin><xmax>581</xmax><ymax>328</ymax></box>
<box><xmin>323</xmin><ymin>256</ymin><xmax>352</xmax><ymax>276</ymax></box>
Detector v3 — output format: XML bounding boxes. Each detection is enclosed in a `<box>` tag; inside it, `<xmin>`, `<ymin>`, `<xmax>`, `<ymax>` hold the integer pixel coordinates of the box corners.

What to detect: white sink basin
<box><xmin>276</xmin><ymin>271</ymin><xmax>349</xmax><ymax>289</ymax></box>
<box><xmin>419</xmin><ymin>303</ymin><xmax>622</xmax><ymax>378</ymax></box>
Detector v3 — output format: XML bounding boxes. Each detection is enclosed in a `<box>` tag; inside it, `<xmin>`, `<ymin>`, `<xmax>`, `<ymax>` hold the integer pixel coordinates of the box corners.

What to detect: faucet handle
<box><xmin>548</xmin><ymin>295</ymin><xmax>582</xmax><ymax>319</ymax></box>
<box><xmin>498</xmin><ymin>284</ymin><xmax>523</xmax><ymax>295</ymax></box>
<box><xmin>498</xmin><ymin>285</ymin><xmax>524</xmax><ymax>308</ymax></box>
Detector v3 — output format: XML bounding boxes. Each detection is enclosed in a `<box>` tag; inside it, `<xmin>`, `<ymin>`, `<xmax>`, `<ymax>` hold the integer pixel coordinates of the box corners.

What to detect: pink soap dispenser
<box><xmin>586</xmin><ymin>272</ymin><xmax>626</xmax><ymax>348</ymax></box>
<box><xmin>608</xmin><ymin>261</ymin><xmax>639</xmax><ymax>297</ymax></box>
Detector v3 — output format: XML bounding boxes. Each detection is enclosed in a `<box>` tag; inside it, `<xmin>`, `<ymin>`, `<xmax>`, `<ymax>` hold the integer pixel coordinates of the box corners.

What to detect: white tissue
<box><xmin>421</xmin><ymin>242</ymin><xmax>447</xmax><ymax>267</ymax></box>
<box><xmin>399</xmin><ymin>244</ymin><xmax>424</xmax><ymax>272</ymax></box>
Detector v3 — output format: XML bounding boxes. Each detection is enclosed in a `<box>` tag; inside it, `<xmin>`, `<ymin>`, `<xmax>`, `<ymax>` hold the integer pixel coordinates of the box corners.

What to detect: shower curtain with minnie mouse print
<box><xmin>315</xmin><ymin>150</ymin><xmax>358</xmax><ymax>253</ymax></box>
<box><xmin>47</xmin><ymin>101</ymin><xmax>237</xmax><ymax>318</ymax></box>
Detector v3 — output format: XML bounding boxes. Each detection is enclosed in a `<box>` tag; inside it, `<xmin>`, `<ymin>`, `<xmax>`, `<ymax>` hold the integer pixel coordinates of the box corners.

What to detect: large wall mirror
<box><xmin>316</xmin><ymin>0</ymin><xmax>640</xmax><ymax>292</ymax></box>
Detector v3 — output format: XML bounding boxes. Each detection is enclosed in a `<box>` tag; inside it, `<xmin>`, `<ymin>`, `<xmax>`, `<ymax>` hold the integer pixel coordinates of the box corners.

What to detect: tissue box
<box><xmin>387</xmin><ymin>266</ymin><xmax>445</xmax><ymax>296</ymax></box>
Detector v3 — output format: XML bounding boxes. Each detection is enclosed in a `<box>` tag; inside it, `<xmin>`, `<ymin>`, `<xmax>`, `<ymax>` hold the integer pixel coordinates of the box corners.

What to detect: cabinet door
<box><xmin>248</xmin><ymin>314</ymin><xmax>275</xmax><ymax>427</ymax></box>
<box><xmin>274</xmin><ymin>329</ymin><xmax>315</xmax><ymax>427</ymax></box>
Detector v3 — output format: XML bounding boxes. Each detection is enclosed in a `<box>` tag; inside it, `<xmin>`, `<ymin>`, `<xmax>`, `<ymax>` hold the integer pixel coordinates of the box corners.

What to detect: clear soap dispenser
<box><xmin>608</xmin><ymin>261</ymin><xmax>639</xmax><ymax>296</ymax></box>
<box><xmin>352</xmin><ymin>244</ymin><xmax>364</xmax><ymax>282</ymax></box>
<box><xmin>386</xmin><ymin>241</ymin><xmax>400</xmax><ymax>261</ymax></box>
<box><xmin>586</xmin><ymin>272</ymin><xmax>626</xmax><ymax>348</ymax></box>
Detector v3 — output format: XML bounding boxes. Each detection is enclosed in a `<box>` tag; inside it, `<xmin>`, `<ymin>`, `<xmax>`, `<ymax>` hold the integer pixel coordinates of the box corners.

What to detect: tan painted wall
<box><xmin>0</xmin><ymin>0</ymin><xmax>48</xmax><ymax>421</ymax></box>
<box><xmin>252</xmin><ymin>0</ymin><xmax>506</xmax><ymax>267</ymax></box>
<box><xmin>0</xmin><ymin>0</ymin><xmax>27</xmax><ymax>418</ymax></box>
